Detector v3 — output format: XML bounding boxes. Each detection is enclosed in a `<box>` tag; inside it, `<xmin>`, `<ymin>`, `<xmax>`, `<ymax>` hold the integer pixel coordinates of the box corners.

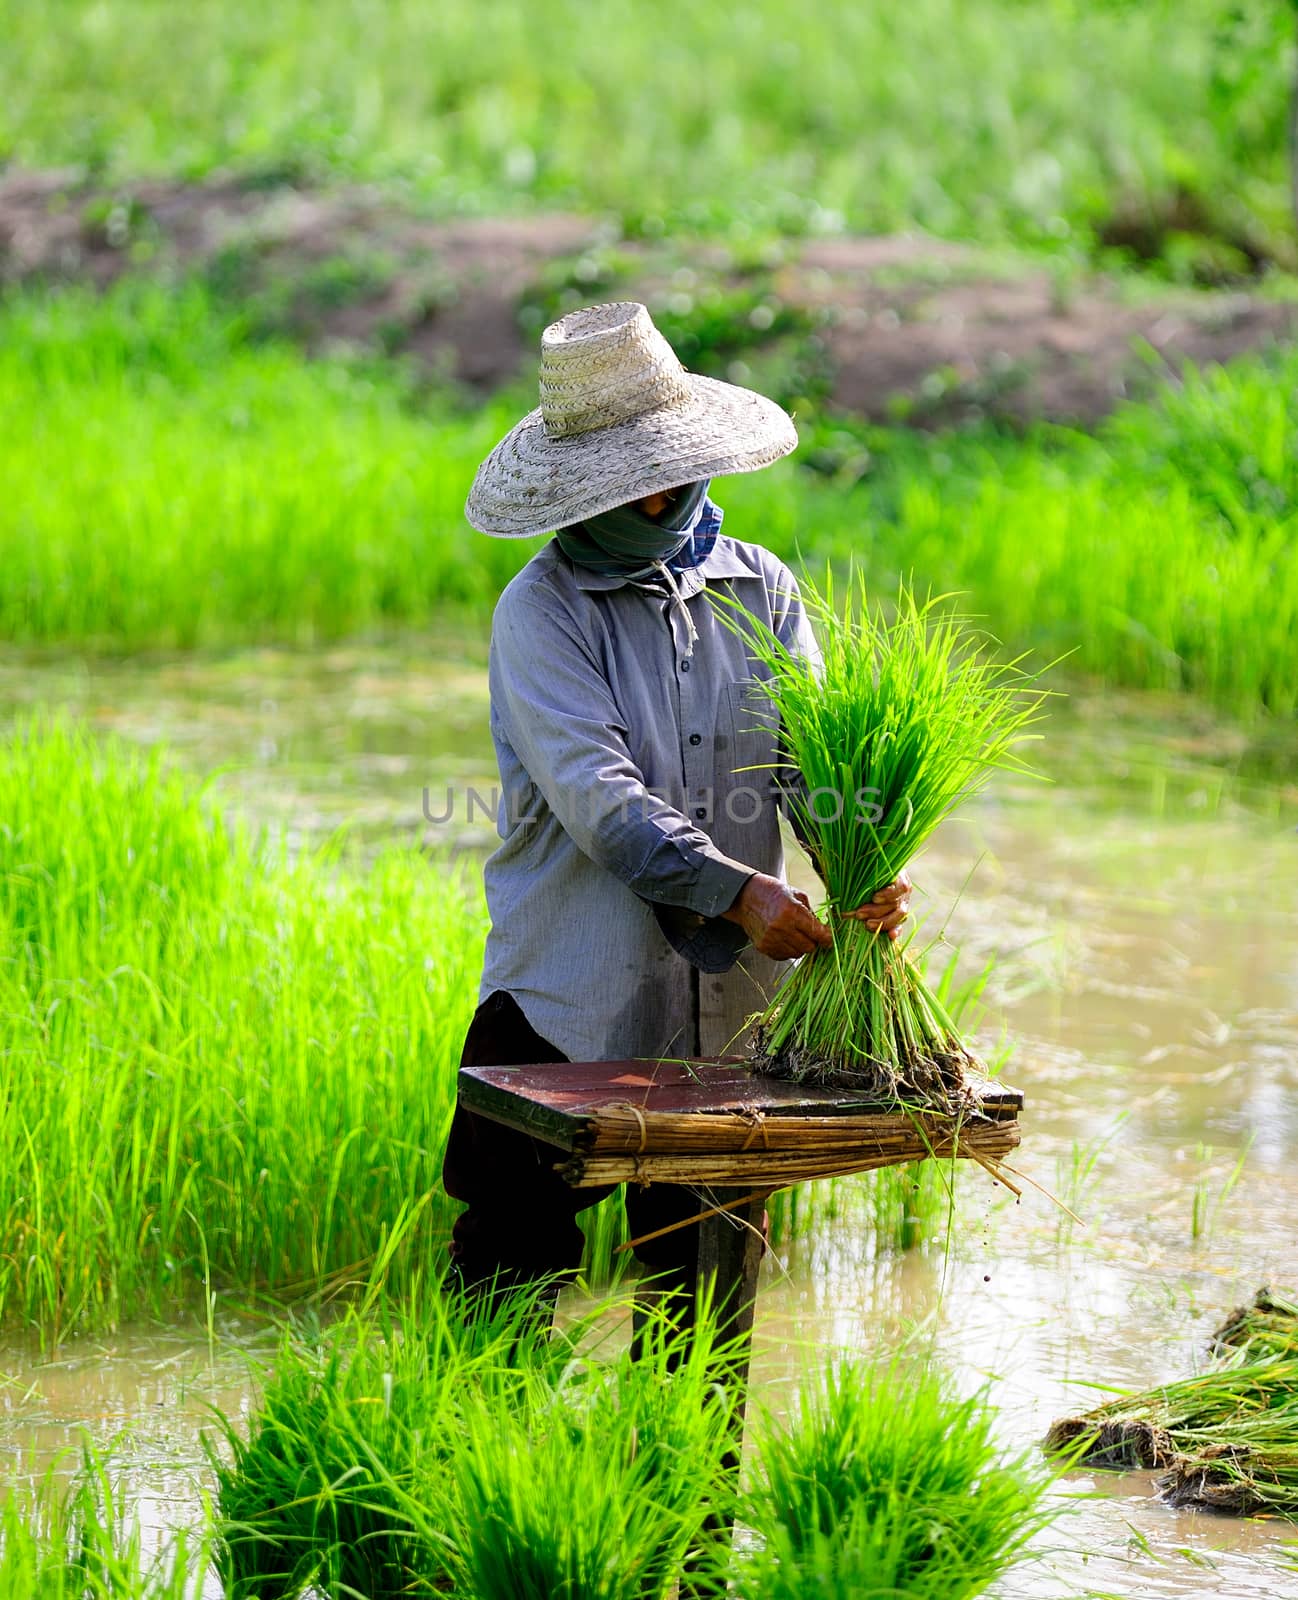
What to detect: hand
<box><xmin>721</xmin><ymin>872</ymin><xmax>833</xmax><ymax>960</ymax></box>
<box><xmin>842</xmin><ymin>869</ymin><xmax>912</xmax><ymax>941</ymax></box>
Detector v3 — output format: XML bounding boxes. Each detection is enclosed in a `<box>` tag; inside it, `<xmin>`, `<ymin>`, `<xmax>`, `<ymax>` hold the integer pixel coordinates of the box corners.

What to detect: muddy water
<box><xmin>3</xmin><ymin>643</ymin><xmax>1297</xmax><ymax>1598</ymax></box>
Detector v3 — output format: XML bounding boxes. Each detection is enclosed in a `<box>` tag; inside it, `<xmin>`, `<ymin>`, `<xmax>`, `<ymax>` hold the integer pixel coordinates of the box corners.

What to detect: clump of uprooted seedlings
<box><xmin>1047</xmin><ymin>1287</ymin><xmax>1298</xmax><ymax>1514</ymax></box>
<box><xmin>733</xmin><ymin>577</ymin><xmax>1045</xmax><ymax>1109</ymax></box>
<box><xmin>737</xmin><ymin>1356</ymin><xmax>1054</xmax><ymax>1600</ymax></box>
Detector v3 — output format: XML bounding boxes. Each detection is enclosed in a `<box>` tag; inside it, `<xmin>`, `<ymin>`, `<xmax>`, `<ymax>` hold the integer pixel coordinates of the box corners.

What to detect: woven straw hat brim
<box><xmin>465</xmin><ymin>373</ymin><xmax>798</xmax><ymax>538</ymax></box>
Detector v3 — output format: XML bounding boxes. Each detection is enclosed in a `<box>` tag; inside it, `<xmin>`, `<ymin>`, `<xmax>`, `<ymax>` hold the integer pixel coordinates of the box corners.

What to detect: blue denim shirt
<box><xmin>480</xmin><ymin>532</ymin><xmax>816</xmax><ymax>1065</ymax></box>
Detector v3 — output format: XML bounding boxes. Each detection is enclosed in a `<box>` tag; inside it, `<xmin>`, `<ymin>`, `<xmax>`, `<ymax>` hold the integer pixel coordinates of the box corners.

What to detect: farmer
<box><xmin>443</xmin><ymin>301</ymin><xmax>909</xmax><ymax>1313</ymax></box>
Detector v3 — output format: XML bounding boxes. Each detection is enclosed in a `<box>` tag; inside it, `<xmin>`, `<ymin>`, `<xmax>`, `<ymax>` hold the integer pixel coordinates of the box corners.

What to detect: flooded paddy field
<box><xmin>2</xmin><ymin>642</ymin><xmax>1295</xmax><ymax>1597</ymax></box>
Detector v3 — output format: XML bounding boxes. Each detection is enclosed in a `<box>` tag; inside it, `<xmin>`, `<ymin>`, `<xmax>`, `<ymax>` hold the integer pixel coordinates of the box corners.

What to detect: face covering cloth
<box><xmin>555</xmin><ymin>479</ymin><xmax>712</xmax><ymax>579</ymax></box>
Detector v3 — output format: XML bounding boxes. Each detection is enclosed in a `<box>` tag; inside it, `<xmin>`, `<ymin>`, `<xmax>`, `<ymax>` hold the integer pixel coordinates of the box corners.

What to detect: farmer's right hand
<box><xmin>722</xmin><ymin>872</ymin><xmax>833</xmax><ymax>960</ymax></box>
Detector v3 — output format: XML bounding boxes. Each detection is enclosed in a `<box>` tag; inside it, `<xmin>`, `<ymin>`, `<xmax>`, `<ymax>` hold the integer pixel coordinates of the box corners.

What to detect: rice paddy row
<box><xmin>1</xmin><ymin>0</ymin><xmax>1290</xmax><ymax>266</ymax></box>
<box><xmin>5</xmin><ymin>282</ymin><xmax>1297</xmax><ymax>718</ymax></box>
<box><xmin>0</xmin><ymin>717</ymin><xmax>483</xmax><ymax>1339</ymax></box>
<box><xmin>3</xmin><ymin>1290</ymin><xmax>1054</xmax><ymax>1600</ymax></box>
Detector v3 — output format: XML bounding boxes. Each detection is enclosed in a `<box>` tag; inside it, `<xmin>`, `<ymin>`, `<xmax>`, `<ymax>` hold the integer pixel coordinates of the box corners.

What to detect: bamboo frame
<box><xmin>561</xmin><ymin>1117</ymin><xmax>1019</xmax><ymax>1188</ymax></box>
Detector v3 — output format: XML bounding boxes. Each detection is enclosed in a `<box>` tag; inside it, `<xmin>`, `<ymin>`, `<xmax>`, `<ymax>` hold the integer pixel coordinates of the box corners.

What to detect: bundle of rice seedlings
<box><xmin>444</xmin><ymin>1315</ymin><xmax>739</xmax><ymax>1600</ymax></box>
<box><xmin>212</xmin><ymin>1286</ymin><xmax>740</xmax><ymax>1600</ymax></box>
<box><xmin>734</xmin><ymin>577</ymin><xmax>1044</xmax><ymax>1107</ymax></box>
<box><xmin>739</xmin><ymin>1358</ymin><xmax>1053</xmax><ymax>1600</ymax></box>
<box><xmin>210</xmin><ymin>1293</ymin><xmax>510</xmax><ymax>1598</ymax></box>
<box><xmin>1211</xmin><ymin>1286</ymin><xmax>1298</xmax><ymax>1358</ymax></box>
<box><xmin>1045</xmin><ymin>1357</ymin><xmax>1298</xmax><ymax>1472</ymax></box>
<box><xmin>1159</xmin><ymin>1431</ymin><xmax>1298</xmax><ymax>1515</ymax></box>
<box><xmin>1046</xmin><ymin>1287</ymin><xmax>1298</xmax><ymax>1516</ymax></box>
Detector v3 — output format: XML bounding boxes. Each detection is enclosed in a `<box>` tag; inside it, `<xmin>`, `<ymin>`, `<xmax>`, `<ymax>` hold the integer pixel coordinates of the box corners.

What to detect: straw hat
<box><xmin>465</xmin><ymin>301</ymin><xmax>798</xmax><ymax>538</ymax></box>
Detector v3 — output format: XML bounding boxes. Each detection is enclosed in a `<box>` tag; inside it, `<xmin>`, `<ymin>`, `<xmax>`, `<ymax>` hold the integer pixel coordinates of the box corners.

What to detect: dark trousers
<box><xmin>442</xmin><ymin>991</ymin><xmax>707</xmax><ymax>1307</ymax></box>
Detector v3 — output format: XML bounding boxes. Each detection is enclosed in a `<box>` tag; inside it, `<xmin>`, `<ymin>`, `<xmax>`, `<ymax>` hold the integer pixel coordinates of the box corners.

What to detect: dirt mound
<box><xmin>0</xmin><ymin>167</ymin><xmax>594</xmax><ymax>389</ymax></box>
<box><xmin>3</xmin><ymin>167</ymin><xmax>1295</xmax><ymax>426</ymax></box>
<box><xmin>789</xmin><ymin>239</ymin><xmax>1298</xmax><ymax>427</ymax></box>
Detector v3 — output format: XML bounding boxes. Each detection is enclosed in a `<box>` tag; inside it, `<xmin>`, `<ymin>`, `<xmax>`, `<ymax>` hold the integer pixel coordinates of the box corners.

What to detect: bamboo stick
<box><xmin>614</xmin><ymin>1188</ymin><xmax>773</xmax><ymax>1255</ymax></box>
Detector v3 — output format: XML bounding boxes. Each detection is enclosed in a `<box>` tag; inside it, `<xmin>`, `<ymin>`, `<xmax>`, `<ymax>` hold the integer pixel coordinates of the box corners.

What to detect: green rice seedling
<box><xmin>1189</xmin><ymin>1138</ymin><xmax>1251</xmax><ymax>1242</ymax></box>
<box><xmin>1213</xmin><ymin>1288</ymin><xmax>1298</xmax><ymax>1359</ymax></box>
<box><xmin>0</xmin><ymin>1448</ymin><xmax>209</xmax><ymax>1600</ymax></box>
<box><xmin>0</xmin><ymin>717</ymin><xmax>487</xmax><ymax>1338</ymax></box>
<box><xmin>1103</xmin><ymin>349</ymin><xmax>1298</xmax><ymax>530</ymax></box>
<box><xmin>768</xmin><ymin>1158</ymin><xmax>950</xmax><ymax>1259</ymax></box>
<box><xmin>1158</xmin><ymin>1432</ymin><xmax>1298</xmax><ymax>1515</ymax></box>
<box><xmin>1048</xmin><ymin>1356</ymin><xmax>1298</xmax><ymax>1474</ymax></box>
<box><xmin>1052</xmin><ymin>1113</ymin><xmax>1129</xmax><ymax>1246</ymax></box>
<box><xmin>212</xmin><ymin>1309</ymin><xmax>434</xmax><ymax>1597</ymax></box>
<box><xmin>740</xmin><ymin>1358</ymin><xmax>1053</xmax><ymax>1599</ymax></box>
<box><xmin>863</xmin><ymin>1162</ymin><xmax>949</xmax><ymax>1253</ymax></box>
<box><xmin>0</xmin><ymin>282</ymin><xmax>527</xmax><ymax>651</ymax></box>
<box><xmin>732</xmin><ymin>577</ymin><xmax>1044</xmax><ymax>1105</ymax></box>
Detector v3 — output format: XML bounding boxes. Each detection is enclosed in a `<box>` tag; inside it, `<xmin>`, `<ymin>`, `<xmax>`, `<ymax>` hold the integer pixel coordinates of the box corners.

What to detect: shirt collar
<box><xmin>568</xmin><ymin>534</ymin><xmax>760</xmax><ymax>593</ymax></box>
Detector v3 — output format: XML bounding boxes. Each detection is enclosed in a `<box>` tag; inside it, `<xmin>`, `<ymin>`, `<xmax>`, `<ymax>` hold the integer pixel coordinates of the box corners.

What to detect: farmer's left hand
<box><xmin>843</xmin><ymin>869</ymin><xmax>912</xmax><ymax>941</ymax></box>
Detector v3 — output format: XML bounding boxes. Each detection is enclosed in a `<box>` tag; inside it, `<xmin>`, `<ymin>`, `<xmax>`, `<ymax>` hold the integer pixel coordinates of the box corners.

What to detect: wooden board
<box><xmin>457</xmin><ymin>1056</ymin><xmax>1022</xmax><ymax>1154</ymax></box>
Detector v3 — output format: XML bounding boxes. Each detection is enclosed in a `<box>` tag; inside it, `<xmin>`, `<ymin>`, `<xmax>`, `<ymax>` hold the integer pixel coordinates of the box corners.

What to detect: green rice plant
<box><xmin>1047</xmin><ymin>1288</ymin><xmax>1298</xmax><ymax>1515</ymax></box>
<box><xmin>740</xmin><ymin>1358</ymin><xmax>1052</xmax><ymax>1599</ymax></box>
<box><xmin>1159</xmin><ymin>1432</ymin><xmax>1298</xmax><ymax>1515</ymax></box>
<box><xmin>1103</xmin><ymin>349</ymin><xmax>1298</xmax><ymax>529</ymax></box>
<box><xmin>0</xmin><ymin>711</ymin><xmax>755</xmax><ymax>1337</ymax></box>
<box><xmin>1213</xmin><ymin>1288</ymin><xmax>1298</xmax><ymax>1359</ymax></box>
<box><xmin>578</xmin><ymin>1188</ymin><xmax>631</xmax><ymax>1277</ymax></box>
<box><xmin>2</xmin><ymin>281</ymin><xmax>1297</xmax><ymax>720</ymax></box>
<box><xmin>0</xmin><ymin>281</ymin><xmax>526</xmax><ymax>651</ymax></box>
<box><xmin>864</xmin><ymin>1163</ymin><xmax>949</xmax><ymax>1254</ymax></box>
<box><xmin>1052</xmin><ymin>1113</ymin><xmax>1129</xmax><ymax>1246</ymax></box>
<box><xmin>211</xmin><ymin>1288</ymin><xmax>740</xmax><ymax>1600</ymax></box>
<box><xmin>1048</xmin><ymin>1356</ymin><xmax>1298</xmax><ymax>1473</ymax></box>
<box><xmin>724</xmin><ymin>359</ymin><xmax>1298</xmax><ymax>719</ymax></box>
<box><xmin>0</xmin><ymin>717</ymin><xmax>487</xmax><ymax>1338</ymax></box>
<box><xmin>734</xmin><ymin>577</ymin><xmax>1045</xmax><ymax>1104</ymax></box>
<box><xmin>769</xmin><ymin>1158</ymin><xmax>952</xmax><ymax>1259</ymax></box>
<box><xmin>0</xmin><ymin>1449</ymin><xmax>209</xmax><ymax>1600</ymax></box>
<box><xmin>1189</xmin><ymin>1138</ymin><xmax>1251</xmax><ymax>1242</ymax></box>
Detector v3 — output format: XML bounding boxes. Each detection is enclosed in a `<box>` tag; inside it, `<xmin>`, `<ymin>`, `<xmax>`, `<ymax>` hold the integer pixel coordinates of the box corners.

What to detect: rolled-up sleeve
<box><xmin>491</xmin><ymin>590</ymin><xmax>754</xmax><ymax>919</ymax></box>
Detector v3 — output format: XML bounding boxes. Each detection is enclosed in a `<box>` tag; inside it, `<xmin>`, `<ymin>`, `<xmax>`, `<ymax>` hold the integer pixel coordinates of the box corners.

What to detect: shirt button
<box><xmin>680</xmin><ymin>660</ymin><xmax>691</xmax><ymax>672</ymax></box>
<box><xmin>694</xmin><ymin>807</ymin><xmax>707</xmax><ymax>820</ymax></box>
<box><xmin>688</xmin><ymin>733</ymin><xmax>702</xmax><ymax>746</ymax></box>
